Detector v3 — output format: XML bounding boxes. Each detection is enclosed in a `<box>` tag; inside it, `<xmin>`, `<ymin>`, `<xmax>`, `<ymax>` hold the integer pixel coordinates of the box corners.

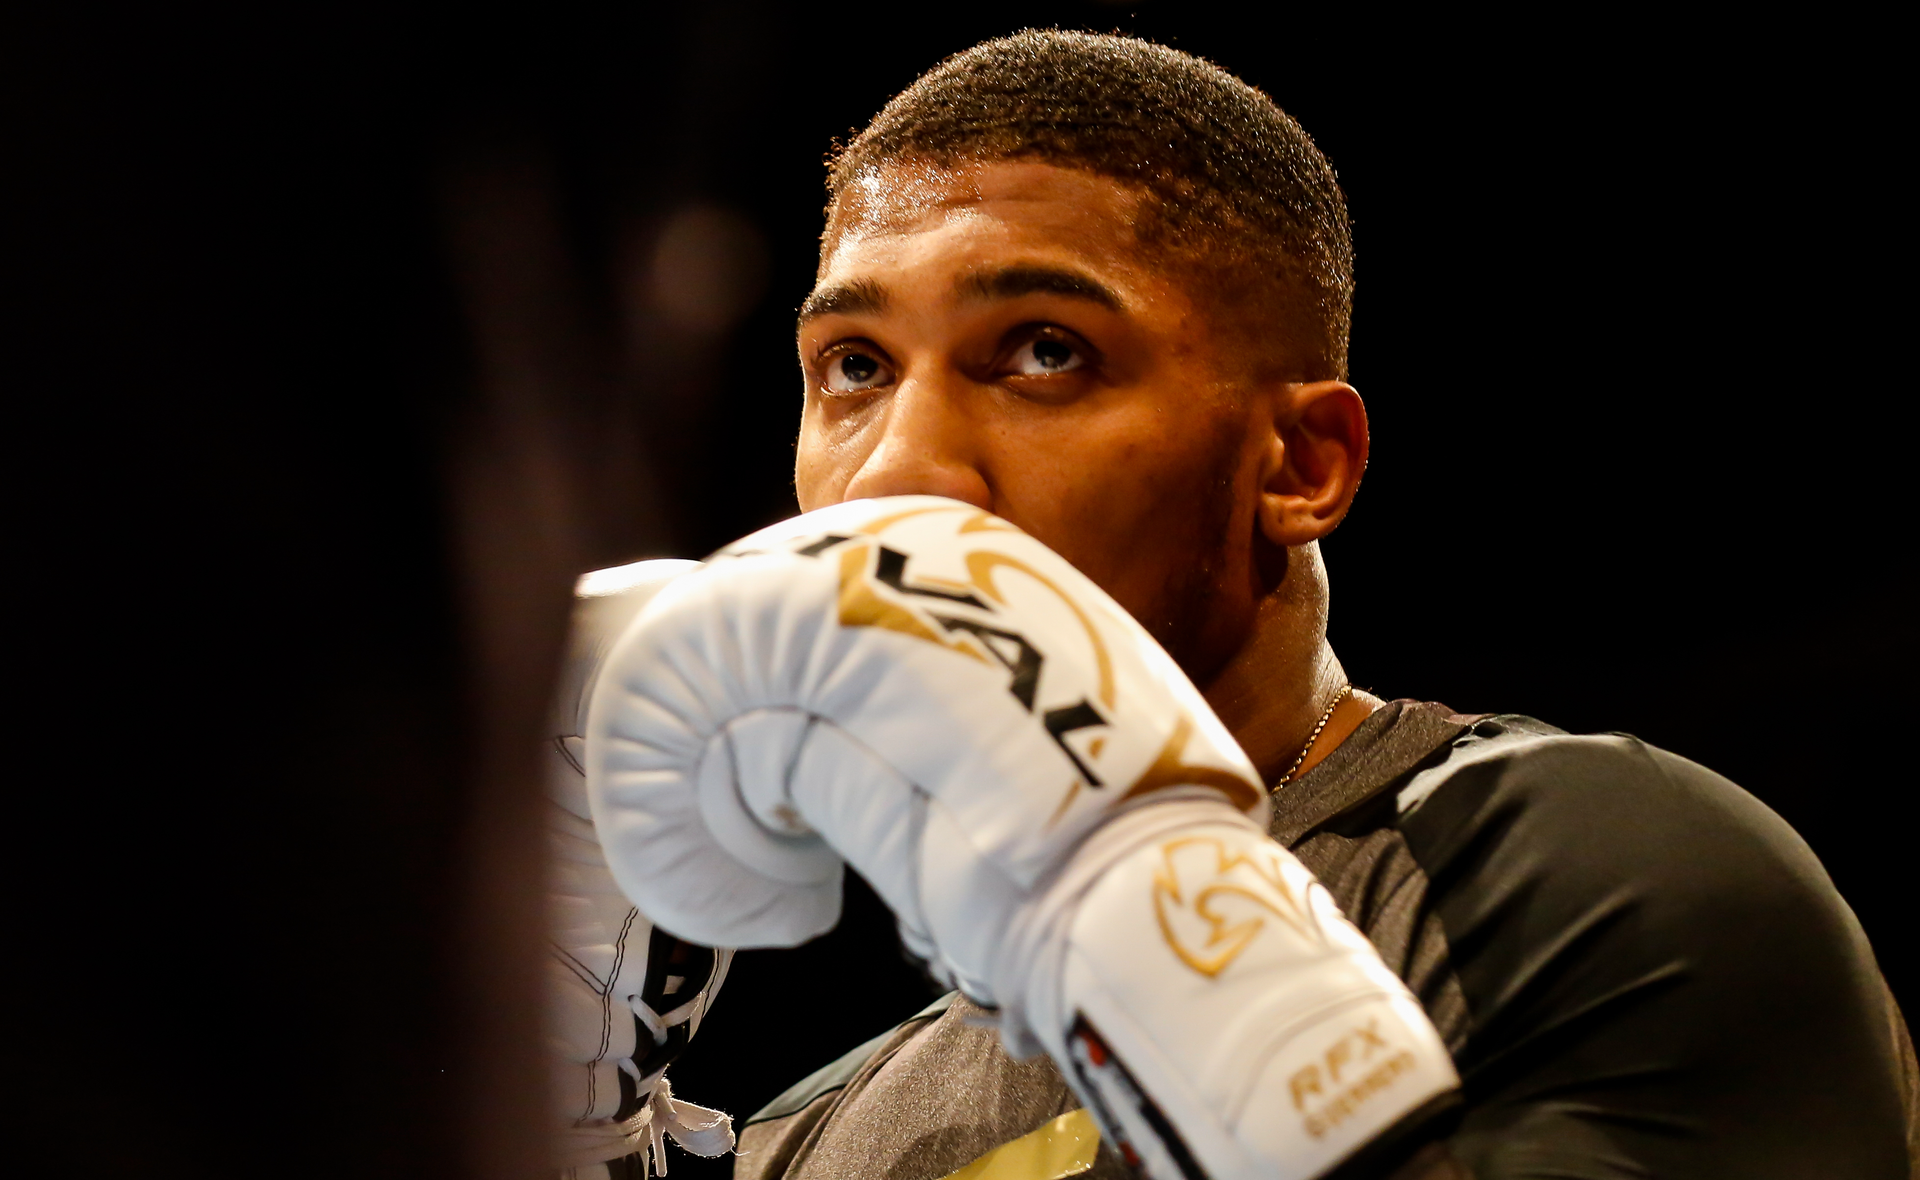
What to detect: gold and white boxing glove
<box><xmin>586</xmin><ymin>497</ymin><xmax>1456</xmax><ymax>1179</ymax></box>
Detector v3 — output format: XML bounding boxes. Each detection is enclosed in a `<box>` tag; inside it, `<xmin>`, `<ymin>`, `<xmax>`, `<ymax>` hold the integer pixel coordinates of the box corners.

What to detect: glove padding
<box><xmin>586</xmin><ymin>498</ymin><xmax>1456</xmax><ymax>1179</ymax></box>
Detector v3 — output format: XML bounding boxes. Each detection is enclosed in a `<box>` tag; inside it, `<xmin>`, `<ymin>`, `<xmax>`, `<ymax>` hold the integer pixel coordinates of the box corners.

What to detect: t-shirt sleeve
<box><xmin>1397</xmin><ymin>726</ymin><xmax>1913</xmax><ymax>1179</ymax></box>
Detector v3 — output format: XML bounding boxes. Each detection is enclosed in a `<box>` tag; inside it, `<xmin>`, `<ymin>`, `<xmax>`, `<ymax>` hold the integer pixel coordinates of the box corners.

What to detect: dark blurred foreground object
<box><xmin>9</xmin><ymin>10</ymin><xmax>680</xmax><ymax>1177</ymax></box>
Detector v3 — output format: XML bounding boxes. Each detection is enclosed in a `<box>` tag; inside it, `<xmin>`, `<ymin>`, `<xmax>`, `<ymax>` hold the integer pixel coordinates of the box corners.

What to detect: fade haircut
<box><xmin>826</xmin><ymin>30</ymin><xmax>1354</xmax><ymax>381</ymax></box>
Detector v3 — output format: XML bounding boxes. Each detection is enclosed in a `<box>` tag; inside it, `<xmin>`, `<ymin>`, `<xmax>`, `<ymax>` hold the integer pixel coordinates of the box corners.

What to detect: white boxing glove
<box><xmin>548</xmin><ymin>559</ymin><xmax>734</xmax><ymax>1178</ymax></box>
<box><xmin>586</xmin><ymin>498</ymin><xmax>1458</xmax><ymax>1179</ymax></box>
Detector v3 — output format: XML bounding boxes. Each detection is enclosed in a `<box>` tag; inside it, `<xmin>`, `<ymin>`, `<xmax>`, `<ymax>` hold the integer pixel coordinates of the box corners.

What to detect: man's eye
<box><xmin>823</xmin><ymin>349</ymin><xmax>893</xmax><ymax>394</ymax></box>
<box><xmin>1006</xmin><ymin>336</ymin><xmax>1086</xmax><ymax>376</ymax></box>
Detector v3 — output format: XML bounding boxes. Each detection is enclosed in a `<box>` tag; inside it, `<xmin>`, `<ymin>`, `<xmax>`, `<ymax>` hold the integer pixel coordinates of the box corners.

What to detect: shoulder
<box><xmin>1396</xmin><ymin>715</ymin><xmax>1876</xmax><ymax>1007</ymax></box>
<box><xmin>1398</xmin><ymin>716</ymin><xmax>1838</xmax><ymax>914</ymax></box>
<box><xmin>1394</xmin><ymin>718</ymin><xmax>1911</xmax><ymax>1175</ymax></box>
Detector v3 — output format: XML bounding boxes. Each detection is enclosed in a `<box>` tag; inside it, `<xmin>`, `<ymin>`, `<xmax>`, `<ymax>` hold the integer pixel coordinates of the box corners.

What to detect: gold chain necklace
<box><xmin>1276</xmin><ymin>684</ymin><xmax>1352</xmax><ymax>787</ymax></box>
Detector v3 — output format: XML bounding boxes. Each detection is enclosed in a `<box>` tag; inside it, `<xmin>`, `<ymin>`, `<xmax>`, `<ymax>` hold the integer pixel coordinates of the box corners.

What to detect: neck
<box><xmin>1199</xmin><ymin>548</ymin><xmax>1381</xmax><ymax>787</ymax></box>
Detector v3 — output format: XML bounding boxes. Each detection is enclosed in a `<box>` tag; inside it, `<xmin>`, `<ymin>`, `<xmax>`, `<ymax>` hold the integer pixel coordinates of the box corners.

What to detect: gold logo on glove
<box><xmin>786</xmin><ymin>507</ymin><xmax>1262</xmax><ymax>825</ymax></box>
<box><xmin>1289</xmin><ymin>1020</ymin><xmax>1418</xmax><ymax>1140</ymax></box>
<box><xmin>1152</xmin><ymin>836</ymin><xmax>1322</xmax><ymax>978</ymax></box>
<box><xmin>1124</xmin><ymin>715</ymin><xmax>1264</xmax><ymax>811</ymax></box>
<box><xmin>834</xmin><ymin>543</ymin><xmax>990</xmax><ymax>665</ymax></box>
<box><xmin>810</xmin><ymin>519</ymin><xmax>1119</xmax><ymax>798</ymax></box>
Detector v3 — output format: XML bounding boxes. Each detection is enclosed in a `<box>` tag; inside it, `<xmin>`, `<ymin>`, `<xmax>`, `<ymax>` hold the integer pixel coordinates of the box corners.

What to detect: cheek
<box><xmin>793</xmin><ymin>399</ymin><xmax>873</xmax><ymax>510</ymax></box>
<box><xmin>1078</xmin><ymin>401</ymin><xmax>1240</xmax><ymax>508</ymax></box>
<box><xmin>792</xmin><ymin>404</ymin><xmax>834</xmax><ymax>511</ymax></box>
<box><xmin>1030</xmin><ymin>410</ymin><xmax>1242</xmax><ymax>577</ymax></box>
<box><xmin>1073</xmin><ymin>409</ymin><xmax>1252</xmax><ymax>618</ymax></box>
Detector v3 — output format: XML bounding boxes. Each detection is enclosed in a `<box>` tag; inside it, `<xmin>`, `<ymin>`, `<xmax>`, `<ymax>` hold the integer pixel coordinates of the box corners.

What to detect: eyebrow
<box><xmin>797</xmin><ymin>278</ymin><xmax>888</xmax><ymax>326</ymax></box>
<box><xmin>796</xmin><ymin>263</ymin><xmax>1125</xmax><ymax>330</ymax></box>
<box><xmin>958</xmin><ymin>264</ymin><xmax>1123</xmax><ymax>311</ymax></box>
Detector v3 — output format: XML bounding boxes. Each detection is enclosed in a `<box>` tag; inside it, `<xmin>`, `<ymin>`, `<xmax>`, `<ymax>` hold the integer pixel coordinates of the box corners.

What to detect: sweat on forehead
<box><xmin>819</xmin><ymin>159</ymin><xmax>1149</xmax><ymax>260</ymax></box>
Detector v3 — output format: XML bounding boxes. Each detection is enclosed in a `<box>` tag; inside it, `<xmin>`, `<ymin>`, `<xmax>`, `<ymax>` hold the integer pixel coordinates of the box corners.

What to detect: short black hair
<box><xmin>827</xmin><ymin>30</ymin><xmax>1353</xmax><ymax>381</ymax></box>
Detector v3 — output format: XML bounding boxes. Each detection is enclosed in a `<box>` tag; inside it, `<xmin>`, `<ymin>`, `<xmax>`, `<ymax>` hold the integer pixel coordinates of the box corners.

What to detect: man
<box><xmin>576</xmin><ymin>31</ymin><xmax>1917</xmax><ymax>1179</ymax></box>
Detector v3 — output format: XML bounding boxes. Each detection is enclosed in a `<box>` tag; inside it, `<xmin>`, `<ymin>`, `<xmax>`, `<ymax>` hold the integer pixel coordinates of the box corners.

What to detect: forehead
<box><xmin>821</xmin><ymin>161</ymin><xmax>1159</xmax><ymax>288</ymax></box>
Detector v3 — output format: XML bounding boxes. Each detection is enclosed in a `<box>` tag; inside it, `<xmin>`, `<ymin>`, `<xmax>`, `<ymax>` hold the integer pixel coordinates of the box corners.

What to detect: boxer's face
<box><xmin>794</xmin><ymin>160</ymin><xmax>1274</xmax><ymax>675</ymax></box>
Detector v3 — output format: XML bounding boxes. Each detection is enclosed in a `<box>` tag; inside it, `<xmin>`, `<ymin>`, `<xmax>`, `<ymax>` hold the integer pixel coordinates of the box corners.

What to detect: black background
<box><xmin>12</xmin><ymin>5</ymin><xmax>1911</xmax><ymax>1176</ymax></box>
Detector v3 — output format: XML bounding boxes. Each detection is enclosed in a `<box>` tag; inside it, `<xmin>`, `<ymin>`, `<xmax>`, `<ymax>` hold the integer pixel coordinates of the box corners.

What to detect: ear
<box><xmin>1256</xmin><ymin>381</ymin><xmax>1370</xmax><ymax>548</ymax></box>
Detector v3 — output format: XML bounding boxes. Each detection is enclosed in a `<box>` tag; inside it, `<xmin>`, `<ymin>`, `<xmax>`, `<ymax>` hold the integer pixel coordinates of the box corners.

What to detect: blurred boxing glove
<box><xmin>586</xmin><ymin>497</ymin><xmax>1458</xmax><ymax>1180</ymax></box>
<box><xmin>548</xmin><ymin>559</ymin><xmax>734</xmax><ymax>1178</ymax></box>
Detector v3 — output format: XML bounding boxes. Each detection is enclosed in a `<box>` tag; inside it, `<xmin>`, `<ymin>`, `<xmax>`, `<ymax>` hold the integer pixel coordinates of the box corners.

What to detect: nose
<box><xmin>839</xmin><ymin>377</ymin><xmax>993</xmax><ymax>509</ymax></box>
